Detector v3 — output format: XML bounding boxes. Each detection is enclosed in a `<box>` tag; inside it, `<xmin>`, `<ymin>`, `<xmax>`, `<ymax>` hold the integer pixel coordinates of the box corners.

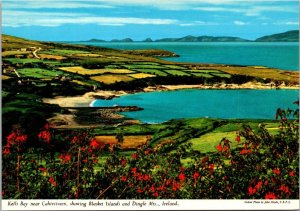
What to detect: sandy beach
<box><xmin>43</xmin><ymin>82</ymin><xmax>299</xmax><ymax>108</ymax></box>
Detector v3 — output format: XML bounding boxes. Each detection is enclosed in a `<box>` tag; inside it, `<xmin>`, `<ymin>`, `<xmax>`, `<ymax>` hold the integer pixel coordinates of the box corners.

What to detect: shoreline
<box><xmin>43</xmin><ymin>82</ymin><xmax>299</xmax><ymax>108</ymax></box>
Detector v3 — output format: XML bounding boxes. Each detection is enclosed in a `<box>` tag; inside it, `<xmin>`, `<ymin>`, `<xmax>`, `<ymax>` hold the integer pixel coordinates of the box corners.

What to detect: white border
<box><xmin>1</xmin><ymin>199</ymin><xmax>299</xmax><ymax>210</ymax></box>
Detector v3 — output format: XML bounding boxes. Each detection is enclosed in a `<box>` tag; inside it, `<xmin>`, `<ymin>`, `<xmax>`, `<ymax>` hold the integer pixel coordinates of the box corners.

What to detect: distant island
<box><xmin>85</xmin><ymin>30</ymin><xmax>299</xmax><ymax>42</ymax></box>
<box><xmin>255</xmin><ymin>30</ymin><xmax>299</xmax><ymax>42</ymax></box>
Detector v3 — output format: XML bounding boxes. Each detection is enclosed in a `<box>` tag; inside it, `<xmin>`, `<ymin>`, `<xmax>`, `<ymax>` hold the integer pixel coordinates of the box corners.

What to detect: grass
<box><xmin>4</xmin><ymin>58</ymin><xmax>42</xmax><ymax>64</ymax></box>
<box><xmin>163</xmin><ymin>65</ymin><xmax>187</xmax><ymax>70</ymax></box>
<box><xmin>93</xmin><ymin>124</ymin><xmax>167</xmax><ymax>135</ymax></box>
<box><xmin>187</xmin><ymin>131</ymin><xmax>241</xmax><ymax>154</ymax></box>
<box><xmin>185</xmin><ymin>69</ymin><xmax>221</xmax><ymax>73</ymax></box>
<box><xmin>133</xmin><ymin>69</ymin><xmax>168</xmax><ymax>76</ymax></box>
<box><xmin>18</xmin><ymin>68</ymin><xmax>66</xmax><ymax>78</ymax></box>
<box><xmin>131</xmin><ymin>62</ymin><xmax>162</xmax><ymax>65</ymax></box>
<box><xmin>73</xmin><ymin>53</ymin><xmax>102</xmax><ymax>57</ymax></box>
<box><xmin>211</xmin><ymin>73</ymin><xmax>232</xmax><ymax>78</ymax></box>
<box><xmin>123</xmin><ymin>64</ymin><xmax>167</xmax><ymax>69</ymax></box>
<box><xmin>129</xmin><ymin>73</ymin><xmax>156</xmax><ymax>79</ymax></box>
<box><xmin>164</xmin><ymin>70</ymin><xmax>190</xmax><ymax>76</ymax></box>
<box><xmin>43</xmin><ymin>49</ymin><xmax>90</xmax><ymax>55</ymax></box>
<box><xmin>90</xmin><ymin>75</ymin><xmax>133</xmax><ymax>84</ymax></box>
<box><xmin>192</xmin><ymin>73</ymin><xmax>214</xmax><ymax>78</ymax></box>
<box><xmin>60</xmin><ymin>66</ymin><xmax>134</xmax><ymax>75</ymax></box>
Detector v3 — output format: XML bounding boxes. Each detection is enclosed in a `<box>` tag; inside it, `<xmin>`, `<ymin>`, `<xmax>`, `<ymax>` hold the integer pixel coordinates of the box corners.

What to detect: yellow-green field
<box><xmin>59</xmin><ymin>66</ymin><xmax>134</xmax><ymax>75</ymax></box>
<box><xmin>129</xmin><ymin>73</ymin><xmax>156</xmax><ymax>79</ymax></box>
<box><xmin>90</xmin><ymin>74</ymin><xmax>134</xmax><ymax>84</ymax></box>
<box><xmin>95</xmin><ymin>135</ymin><xmax>150</xmax><ymax>149</ymax></box>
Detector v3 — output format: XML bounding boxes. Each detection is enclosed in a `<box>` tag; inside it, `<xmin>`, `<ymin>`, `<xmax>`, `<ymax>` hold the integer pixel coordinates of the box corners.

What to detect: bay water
<box><xmin>77</xmin><ymin>42</ymin><xmax>299</xmax><ymax>71</ymax></box>
<box><xmin>92</xmin><ymin>89</ymin><xmax>299</xmax><ymax>123</ymax></box>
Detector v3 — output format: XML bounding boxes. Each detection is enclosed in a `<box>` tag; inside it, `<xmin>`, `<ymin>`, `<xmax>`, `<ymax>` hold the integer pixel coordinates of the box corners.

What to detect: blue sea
<box><xmin>92</xmin><ymin>89</ymin><xmax>299</xmax><ymax>123</ymax></box>
<box><xmin>76</xmin><ymin>41</ymin><xmax>299</xmax><ymax>122</ymax></box>
<box><xmin>77</xmin><ymin>42</ymin><xmax>299</xmax><ymax>71</ymax></box>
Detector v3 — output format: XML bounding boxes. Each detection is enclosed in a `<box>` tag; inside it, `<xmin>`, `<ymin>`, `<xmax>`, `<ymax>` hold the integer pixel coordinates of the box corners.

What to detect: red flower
<box><xmin>273</xmin><ymin>168</ymin><xmax>280</xmax><ymax>176</ymax></box>
<box><xmin>59</xmin><ymin>154</ymin><xmax>72</xmax><ymax>163</ymax></box>
<box><xmin>49</xmin><ymin>177</ymin><xmax>57</xmax><ymax>187</ymax></box>
<box><xmin>93</xmin><ymin>158</ymin><xmax>98</xmax><ymax>164</ymax></box>
<box><xmin>149</xmin><ymin>185</ymin><xmax>155</xmax><ymax>193</ymax></box>
<box><xmin>179</xmin><ymin>166</ymin><xmax>185</xmax><ymax>172</ymax></box>
<box><xmin>255</xmin><ymin>181</ymin><xmax>263</xmax><ymax>191</ymax></box>
<box><xmin>202</xmin><ymin>157</ymin><xmax>209</xmax><ymax>164</ymax></box>
<box><xmin>216</xmin><ymin>144</ymin><xmax>223</xmax><ymax>152</ymax></box>
<box><xmin>240</xmin><ymin>148</ymin><xmax>252</xmax><ymax>155</ymax></box>
<box><xmin>279</xmin><ymin>185</ymin><xmax>291</xmax><ymax>195</ymax></box>
<box><xmin>157</xmin><ymin>185</ymin><xmax>166</xmax><ymax>192</ymax></box>
<box><xmin>90</xmin><ymin>139</ymin><xmax>99</xmax><ymax>149</ymax></box>
<box><xmin>145</xmin><ymin>149</ymin><xmax>150</xmax><ymax>155</ymax></box>
<box><xmin>71</xmin><ymin>136</ymin><xmax>78</xmax><ymax>144</ymax></box>
<box><xmin>121</xmin><ymin>159</ymin><xmax>127</xmax><ymax>166</ymax></box>
<box><xmin>137</xmin><ymin>174</ymin><xmax>144</xmax><ymax>181</ymax></box>
<box><xmin>39</xmin><ymin>167</ymin><xmax>47</xmax><ymax>172</ymax></box>
<box><xmin>208</xmin><ymin>164</ymin><xmax>214</xmax><ymax>172</ymax></box>
<box><xmin>265</xmin><ymin>192</ymin><xmax>277</xmax><ymax>199</ymax></box>
<box><xmin>143</xmin><ymin>174</ymin><xmax>150</xmax><ymax>181</ymax></box>
<box><xmin>153</xmin><ymin>192</ymin><xmax>159</xmax><ymax>197</ymax></box>
<box><xmin>7</xmin><ymin>132</ymin><xmax>16</xmax><ymax>143</ymax></box>
<box><xmin>193</xmin><ymin>172</ymin><xmax>200</xmax><ymax>180</ymax></box>
<box><xmin>136</xmin><ymin>189</ymin><xmax>144</xmax><ymax>193</ymax></box>
<box><xmin>172</xmin><ymin>181</ymin><xmax>181</xmax><ymax>191</ymax></box>
<box><xmin>132</xmin><ymin>153</ymin><xmax>138</xmax><ymax>159</ymax></box>
<box><xmin>38</xmin><ymin>130</ymin><xmax>51</xmax><ymax>143</ymax></box>
<box><xmin>15</xmin><ymin>135</ymin><xmax>28</xmax><ymax>143</ymax></box>
<box><xmin>65</xmin><ymin>154</ymin><xmax>71</xmax><ymax>162</ymax></box>
<box><xmin>235</xmin><ymin>135</ymin><xmax>241</xmax><ymax>143</ymax></box>
<box><xmin>131</xmin><ymin>167</ymin><xmax>137</xmax><ymax>175</ymax></box>
<box><xmin>3</xmin><ymin>148</ymin><xmax>10</xmax><ymax>155</ymax></box>
<box><xmin>120</xmin><ymin>176</ymin><xmax>127</xmax><ymax>182</ymax></box>
<box><xmin>264</xmin><ymin>180</ymin><xmax>269</xmax><ymax>186</ymax></box>
<box><xmin>248</xmin><ymin>186</ymin><xmax>256</xmax><ymax>195</ymax></box>
<box><xmin>289</xmin><ymin>171</ymin><xmax>295</xmax><ymax>177</ymax></box>
<box><xmin>178</xmin><ymin>173</ymin><xmax>185</xmax><ymax>181</ymax></box>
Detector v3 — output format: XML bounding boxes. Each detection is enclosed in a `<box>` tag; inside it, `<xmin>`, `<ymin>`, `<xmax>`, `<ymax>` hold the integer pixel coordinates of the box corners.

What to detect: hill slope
<box><xmin>255</xmin><ymin>30</ymin><xmax>299</xmax><ymax>42</ymax></box>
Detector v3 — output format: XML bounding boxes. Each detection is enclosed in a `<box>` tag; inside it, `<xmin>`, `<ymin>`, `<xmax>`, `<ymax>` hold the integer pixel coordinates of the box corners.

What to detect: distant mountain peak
<box><xmin>110</xmin><ymin>38</ymin><xmax>133</xmax><ymax>42</ymax></box>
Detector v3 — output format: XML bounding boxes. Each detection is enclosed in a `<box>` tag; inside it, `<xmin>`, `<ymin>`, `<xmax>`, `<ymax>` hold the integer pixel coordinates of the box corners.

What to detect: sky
<box><xmin>2</xmin><ymin>0</ymin><xmax>299</xmax><ymax>41</ymax></box>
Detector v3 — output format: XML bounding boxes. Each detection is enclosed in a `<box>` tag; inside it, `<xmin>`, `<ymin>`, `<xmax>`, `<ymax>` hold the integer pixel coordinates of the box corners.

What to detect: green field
<box><xmin>192</xmin><ymin>73</ymin><xmax>214</xmax><ymax>78</ymax></box>
<box><xmin>4</xmin><ymin>58</ymin><xmax>42</xmax><ymax>64</ymax></box>
<box><xmin>123</xmin><ymin>64</ymin><xmax>168</xmax><ymax>69</ymax></box>
<box><xmin>164</xmin><ymin>69</ymin><xmax>191</xmax><ymax>76</ymax></box>
<box><xmin>18</xmin><ymin>68</ymin><xmax>66</xmax><ymax>78</ymax></box>
<box><xmin>133</xmin><ymin>68</ymin><xmax>168</xmax><ymax>76</ymax></box>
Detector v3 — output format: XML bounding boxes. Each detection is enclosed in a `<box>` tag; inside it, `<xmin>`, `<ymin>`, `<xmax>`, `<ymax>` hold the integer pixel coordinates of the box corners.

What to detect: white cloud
<box><xmin>179</xmin><ymin>21</ymin><xmax>219</xmax><ymax>26</ymax></box>
<box><xmin>194</xmin><ymin>5</ymin><xmax>298</xmax><ymax>16</ymax></box>
<box><xmin>233</xmin><ymin>20</ymin><xmax>248</xmax><ymax>25</ymax></box>
<box><xmin>274</xmin><ymin>21</ymin><xmax>299</xmax><ymax>25</ymax></box>
<box><xmin>2</xmin><ymin>10</ymin><xmax>178</xmax><ymax>27</ymax></box>
<box><xmin>4</xmin><ymin>0</ymin><xmax>298</xmax><ymax>11</ymax></box>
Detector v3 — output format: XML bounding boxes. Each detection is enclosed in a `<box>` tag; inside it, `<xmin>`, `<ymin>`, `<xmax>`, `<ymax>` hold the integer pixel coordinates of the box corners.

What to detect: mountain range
<box><xmin>85</xmin><ymin>30</ymin><xmax>299</xmax><ymax>43</ymax></box>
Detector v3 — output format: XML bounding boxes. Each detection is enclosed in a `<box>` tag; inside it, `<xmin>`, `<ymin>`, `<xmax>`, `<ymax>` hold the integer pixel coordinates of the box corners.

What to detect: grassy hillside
<box><xmin>255</xmin><ymin>30</ymin><xmax>299</xmax><ymax>42</ymax></box>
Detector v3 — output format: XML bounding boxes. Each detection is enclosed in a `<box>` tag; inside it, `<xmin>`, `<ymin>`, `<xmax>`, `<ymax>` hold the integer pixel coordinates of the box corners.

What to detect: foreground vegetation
<box><xmin>2</xmin><ymin>108</ymin><xmax>299</xmax><ymax>199</ymax></box>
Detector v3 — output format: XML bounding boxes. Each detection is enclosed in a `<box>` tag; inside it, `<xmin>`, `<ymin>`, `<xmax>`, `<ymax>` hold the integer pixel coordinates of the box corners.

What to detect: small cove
<box><xmin>92</xmin><ymin>89</ymin><xmax>299</xmax><ymax>123</ymax></box>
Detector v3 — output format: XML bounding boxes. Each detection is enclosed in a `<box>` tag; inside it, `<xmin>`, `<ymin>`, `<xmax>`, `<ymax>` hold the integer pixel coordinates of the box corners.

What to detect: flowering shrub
<box><xmin>2</xmin><ymin>107</ymin><xmax>299</xmax><ymax>199</ymax></box>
